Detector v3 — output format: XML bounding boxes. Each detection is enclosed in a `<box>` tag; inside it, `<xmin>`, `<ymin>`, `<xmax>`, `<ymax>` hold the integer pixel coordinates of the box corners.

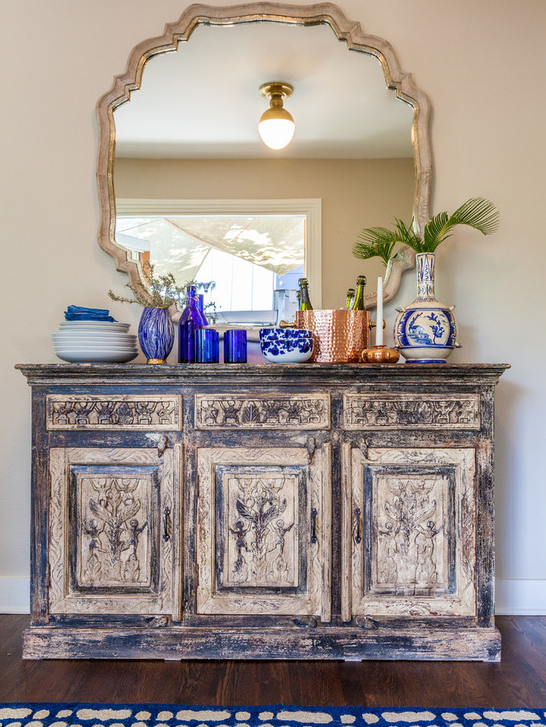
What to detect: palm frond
<box><xmin>447</xmin><ymin>197</ymin><xmax>500</xmax><ymax>235</ymax></box>
<box><xmin>392</xmin><ymin>218</ymin><xmax>424</xmax><ymax>253</ymax></box>
<box><xmin>423</xmin><ymin>211</ymin><xmax>451</xmax><ymax>252</ymax></box>
<box><xmin>353</xmin><ymin>239</ymin><xmax>396</xmax><ymax>267</ymax></box>
<box><xmin>353</xmin><ymin>219</ymin><xmax>419</xmax><ymax>265</ymax></box>
<box><xmin>352</xmin><ymin>197</ymin><xmax>499</xmax><ymax>261</ymax></box>
<box><xmin>423</xmin><ymin>198</ymin><xmax>499</xmax><ymax>252</ymax></box>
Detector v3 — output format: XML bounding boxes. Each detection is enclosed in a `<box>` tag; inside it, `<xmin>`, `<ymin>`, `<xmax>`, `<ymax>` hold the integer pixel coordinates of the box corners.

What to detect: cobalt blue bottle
<box><xmin>178</xmin><ymin>285</ymin><xmax>202</xmax><ymax>363</ymax></box>
<box><xmin>196</xmin><ymin>293</ymin><xmax>208</xmax><ymax>326</ymax></box>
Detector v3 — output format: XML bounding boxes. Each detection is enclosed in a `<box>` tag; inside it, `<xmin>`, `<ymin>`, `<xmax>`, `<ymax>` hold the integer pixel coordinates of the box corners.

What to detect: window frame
<box><xmin>115</xmin><ymin>198</ymin><xmax>322</xmax><ymax>311</ymax></box>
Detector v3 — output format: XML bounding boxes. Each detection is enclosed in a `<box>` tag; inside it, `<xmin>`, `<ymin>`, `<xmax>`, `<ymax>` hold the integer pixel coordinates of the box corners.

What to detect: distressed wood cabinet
<box><xmin>18</xmin><ymin>363</ymin><xmax>508</xmax><ymax>661</ymax></box>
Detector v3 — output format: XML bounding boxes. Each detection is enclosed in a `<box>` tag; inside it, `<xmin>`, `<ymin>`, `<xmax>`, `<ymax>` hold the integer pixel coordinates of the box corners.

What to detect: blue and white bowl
<box><xmin>259</xmin><ymin>328</ymin><xmax>314</xmax><ymax>364</ymax></box>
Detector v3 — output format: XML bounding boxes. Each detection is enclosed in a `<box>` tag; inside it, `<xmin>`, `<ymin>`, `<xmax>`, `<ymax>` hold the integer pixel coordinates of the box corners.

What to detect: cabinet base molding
<box><xmin>22</xmin><ymin>625</ymin><xmax>501</xmax><ymax>662</ymax></box>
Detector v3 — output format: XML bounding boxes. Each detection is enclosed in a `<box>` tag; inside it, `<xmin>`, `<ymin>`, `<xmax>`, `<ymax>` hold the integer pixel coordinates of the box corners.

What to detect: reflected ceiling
<box><xmin>114</xmin><ymin>22</ymin><xmax>414</xmax><ymax>160</ymax></box>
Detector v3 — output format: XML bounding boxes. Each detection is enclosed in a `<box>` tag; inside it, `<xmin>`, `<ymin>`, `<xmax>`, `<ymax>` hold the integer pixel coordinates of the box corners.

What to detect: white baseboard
<box><xmin>1</xmin><ymin>577</ymin><xmax>545</xmax><ymax>615</ymax></box>
<box><xmin>0</xmin><ymin>577</ymin><xmax>30</xmax><ymax>613</ymax></box>
<box><xmin>495</xmin><ymin>578</ymin><xmax>546</xmax><ymax>615</ymax></box>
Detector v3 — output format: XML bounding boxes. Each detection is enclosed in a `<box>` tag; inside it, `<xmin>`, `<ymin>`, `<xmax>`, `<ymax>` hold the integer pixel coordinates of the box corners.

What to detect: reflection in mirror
<box><xmin>115</xmin><ymin>196</ymin><xmax>321</xmax><ymax>324</ymax></box>
<box><xmin>117</xmin><ymin>211</ymin><xmax>302</xmax><ymax>325</ymax></box>
<box><xmin>115</xmin><ymin>198</ymin><xmax>319</xmax><ymax>324</ymax></box>
<box><xmin>97</xmin><ymin>3</ymin><xmax>432</xmax><ymax>312</ymax></box>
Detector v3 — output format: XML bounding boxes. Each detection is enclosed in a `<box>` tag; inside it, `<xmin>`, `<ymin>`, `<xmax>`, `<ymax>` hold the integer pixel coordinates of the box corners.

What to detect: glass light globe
<box><xmin>258</xmin><ymin>108</ymin><xmax>295</xmax><ymax>150</ymax></box>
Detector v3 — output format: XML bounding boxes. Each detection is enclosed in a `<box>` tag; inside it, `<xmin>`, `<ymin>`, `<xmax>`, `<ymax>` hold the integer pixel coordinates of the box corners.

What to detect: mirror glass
<box><xmin>99</xmin><ymin>4</ymin><xmax>431</xmax><ymax>317</ymax></box>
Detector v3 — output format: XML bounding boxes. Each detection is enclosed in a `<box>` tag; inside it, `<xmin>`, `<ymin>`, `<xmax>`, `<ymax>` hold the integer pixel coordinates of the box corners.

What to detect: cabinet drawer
<box><xmin>195</xmin><ymin>393</ymin><xmax>330</xmax><ymax>429</ymax></box>
<box><xmin>47</xmin><ymin>395</ymin><xmax>182</xmax><ymax>430</ymax></box>
<box><xmin>343</xmin><ymin>393</ymin><xmax>480</xmax><ymax>430</ymax></box>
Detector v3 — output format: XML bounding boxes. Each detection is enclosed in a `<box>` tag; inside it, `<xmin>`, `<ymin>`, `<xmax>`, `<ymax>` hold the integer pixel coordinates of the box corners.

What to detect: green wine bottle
<box><xmin>346</xmin><ymin>288</ymin><xmax>355</xmax><ymax>309</ymax></box>
<box><xmin>351</xmin><ymin>275</ymin><xmax>367</xmax><ymax>310</ymax></box>
<box><xmin>298</xmin><ymin>278</ymin><xmax>313</xmax><ymax>310</ymax></box>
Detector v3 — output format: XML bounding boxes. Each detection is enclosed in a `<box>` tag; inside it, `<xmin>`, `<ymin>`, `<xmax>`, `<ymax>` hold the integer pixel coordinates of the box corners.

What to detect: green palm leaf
<box><xmin>423</xmin><ymin>197</ymin><xmax>500</xmax><ymax>252</ymax></box>
<box><xmin>353</xmin><ymin>219</ymin><xmax>420</xmax><ymax>265</ymax></box>
<box><xmin>353</xmin><ymin>197</ymin><xmax>499</xmax><ymax>262</ymax></box>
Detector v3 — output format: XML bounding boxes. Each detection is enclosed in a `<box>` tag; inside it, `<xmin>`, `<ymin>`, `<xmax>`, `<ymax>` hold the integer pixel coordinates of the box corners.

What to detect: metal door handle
<box><xmin>354</xmin><ymin>507</ymin><xmax>362</xmax><ymax>544</ymax></box>
<box><xmin>310</xmin><ymin>507</ymin><xmax>318</xmax><ymax>543</ymax></box>
<box><xmin>163</xmin><ymin>506</ymin><xmax>172</xmax><ymax>542</ymax></box>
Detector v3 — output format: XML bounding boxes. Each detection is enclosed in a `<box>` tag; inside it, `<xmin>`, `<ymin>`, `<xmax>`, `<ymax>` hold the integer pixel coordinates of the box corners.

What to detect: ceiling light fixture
<box><xmin>258</xmin><ymin>82</ymin><xmax>295</xmax><ymax>151</ymax></box>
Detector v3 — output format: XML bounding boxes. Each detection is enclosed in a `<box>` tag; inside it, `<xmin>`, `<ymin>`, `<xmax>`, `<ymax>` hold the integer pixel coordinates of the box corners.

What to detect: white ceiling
<box><xmin>114</xmin><ymin>22</ymin><xmax>414</xmax><ymax>160</ymax></box>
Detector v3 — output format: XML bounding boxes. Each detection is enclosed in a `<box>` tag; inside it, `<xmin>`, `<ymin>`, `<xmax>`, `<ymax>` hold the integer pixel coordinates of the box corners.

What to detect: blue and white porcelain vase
<box><xmin>393</xmin><ymin>253</ymin><xmax>459</xmax><ymax>363</ymax></box>
<box><xmin>138</xmin><ymin>306</ymin><xmax>174</xmax><ymax>364</ymax></box>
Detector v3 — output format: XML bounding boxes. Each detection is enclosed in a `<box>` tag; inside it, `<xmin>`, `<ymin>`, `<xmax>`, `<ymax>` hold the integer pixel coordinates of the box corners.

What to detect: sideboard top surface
<box><xmin>16</xmin><ymin>363</ymin><xmax>510</xmax><ymax>388</ymax></box>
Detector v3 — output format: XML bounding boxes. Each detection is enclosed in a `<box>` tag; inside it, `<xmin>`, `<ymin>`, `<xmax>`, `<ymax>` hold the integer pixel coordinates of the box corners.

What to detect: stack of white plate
<box><xmin>52</xmin><ymin>320</ymin><xmax>138</xmax><ymax>363</ymax></box>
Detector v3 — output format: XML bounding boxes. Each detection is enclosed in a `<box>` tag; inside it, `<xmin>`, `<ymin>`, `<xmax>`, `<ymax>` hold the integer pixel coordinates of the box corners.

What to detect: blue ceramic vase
<box><xmin>393</xmin><ymin>253</ymin><xmax>459</xmax><ymax>363</ymax></box>
<box><xmin>138</xmin><ymin>307</ymin><xmax>174</xmax><ymax>364</ymax></box>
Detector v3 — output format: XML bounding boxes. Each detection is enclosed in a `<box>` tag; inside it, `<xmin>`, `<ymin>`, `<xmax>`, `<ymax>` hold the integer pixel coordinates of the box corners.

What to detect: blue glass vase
<box><xmin>393</xmin><ymin>253</ymin><xmax>460</xmax><ymax>363</ymax></box>
<box><xmin>138</xmin><ymin>307</ymin><xmax>174</xmax><ymax>364</ymax></box>
<box><xmin>178</xmin><ymin>285</ymin><xmax>202</xmax><ymax>363</ymax></box>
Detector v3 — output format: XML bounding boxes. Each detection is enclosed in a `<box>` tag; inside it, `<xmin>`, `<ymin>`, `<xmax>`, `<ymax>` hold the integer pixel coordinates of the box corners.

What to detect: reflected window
<box><xmin>115</xmin><ymin>212</ymin><xmax>307</xmax><ymax>324</ymax></box>
<box><xmin>115</xmin><ymin>197</ymin><xmax>321</xmax><ymax>321</ymax></box>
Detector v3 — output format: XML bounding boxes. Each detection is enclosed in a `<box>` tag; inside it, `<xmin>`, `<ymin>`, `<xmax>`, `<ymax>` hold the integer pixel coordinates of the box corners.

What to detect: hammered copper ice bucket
<box><xmin>295</xmin><ymin>309</ymin><xmax>370</xmax><ymax>363</ymax></box>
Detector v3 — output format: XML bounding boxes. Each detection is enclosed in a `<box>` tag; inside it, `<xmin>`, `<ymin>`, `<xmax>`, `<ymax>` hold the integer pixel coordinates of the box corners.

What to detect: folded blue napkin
<box><xmin>64</xmin><ymin>305</ymin><xmax>116</xmax><ymax>322</ymax></box>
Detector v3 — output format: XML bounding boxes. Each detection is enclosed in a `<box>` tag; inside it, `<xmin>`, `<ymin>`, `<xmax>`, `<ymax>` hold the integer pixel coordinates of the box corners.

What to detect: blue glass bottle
<box><xmin>178</xmin><ymin>285</ymin><xmax>202</xmax><ymax>363</ymax></box>
<box><xmin>196</xmin><ymin>293</ymin><xmax>208</xmax><ymax>326</ymax></box>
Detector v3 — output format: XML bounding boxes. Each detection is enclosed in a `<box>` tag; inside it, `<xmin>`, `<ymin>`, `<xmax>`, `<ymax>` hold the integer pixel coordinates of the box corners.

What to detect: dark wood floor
<box><xmin>1</xmin><ymin>615</ymin><xmax>546</xmax><ymax>707</ymax></box>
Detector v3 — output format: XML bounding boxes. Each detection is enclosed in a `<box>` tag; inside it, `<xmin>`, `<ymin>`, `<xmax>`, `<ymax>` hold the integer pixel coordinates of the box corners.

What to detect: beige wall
<box><xmin>1</xmin><ymin>0</ymin><xmax>546</xmax><ymax>613</ymax></box>
<box><xmin>115</xmin><ymin>157</ymin><xmax>415</xmax><ymax>303</ymax></box>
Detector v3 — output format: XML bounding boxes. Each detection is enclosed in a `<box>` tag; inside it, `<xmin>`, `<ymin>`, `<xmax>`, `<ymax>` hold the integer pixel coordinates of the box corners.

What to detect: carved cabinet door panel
<box><xmin>341</xmin><ymin>445</ymin><xmax>477</xmax><ymax>620</ymax></box>
<box><xmin>48</xmin><ymin>446</ymin><xmax>180</xmax><ymax>617</ymax></box>
<box><xmin>196</xmin><ymin>445</ymin><xmax>331</xmax><ymax>620</ymax></box>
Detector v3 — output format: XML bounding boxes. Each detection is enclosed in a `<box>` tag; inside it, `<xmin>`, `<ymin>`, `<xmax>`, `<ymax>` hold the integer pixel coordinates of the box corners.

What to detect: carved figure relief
<box><xmin>48</xmin><ymin>447</ymin><xmax>177</xmax><ymax>615</ymax></box>
<box><xmin>343</xmin><ymin>394</ymin><xmax>480</xmax><ymax>430</ymax></box>
<box><xmin>196</xmin><ymin>446</ymin><xmax>331</xmax><ymax>619</ymax></box>
<box><xmin>223</xmin><ymin>470</ymin><xmax>298</xmax><ymax>588</ymax></box>
<box><xmin>77</xmin><ymin>474</ymin><xmax>151</xmax><ymax>587</ymax></box>
<box><xmin>47</xmin><ymin>395</ymin><xmax>181</xmax><ymax>429</ymax></box>
<box><xmin>376</xmin><ymin>475</ymin><xmax>446</xmax><ymax>593</ymax></box>
<box><xmin>346</xmin><ymin>446</ymin><xmax>476</xmax><ymax>617</ymax></box>
<box><xmin>79</xmin><ymin>476</ymin><xmax>149</xmax><ymax>585</ymax></box>
<box><xmin>195</xmin><ymin>394</ymin><xmax>330</xmax><ymax>429</ymax></box>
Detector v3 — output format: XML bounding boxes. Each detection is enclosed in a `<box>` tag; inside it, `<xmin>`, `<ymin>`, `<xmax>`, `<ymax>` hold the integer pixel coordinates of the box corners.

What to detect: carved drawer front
<box><xmin>47</xmin><ymin>395</ymin><xmax>182</xmax><ymax>430</ymax></box>
<box><xmin>342</xmin><ymin>446</ymin><xmax>476</xmax><ymax>619</ymax></box>
<box><xmin>343</xmin><ymin>393</ymin><xmax>480</xmax><ymax>430</ymax></box>
<box><xmin>48</xmin><ymin>446</ymin><xmax>181</xmax><ymax>617</ymax></box>
<box><xmin>194</xmin><ymin>393</ymin><xmax>330</xmax><ymax>429</ymax></box>
<box><xmin>196</xmin><ymin>445</ymin><xmax>331</xmax><ymax>620</ymax></box>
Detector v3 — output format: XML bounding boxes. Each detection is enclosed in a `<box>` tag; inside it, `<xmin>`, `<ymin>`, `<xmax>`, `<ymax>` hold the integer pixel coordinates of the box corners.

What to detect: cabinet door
<box><xmin>48</xmin><ymin>446</ymin><xmax>180</xmax><ymax>617</ymax></box>
<box><xmin>196</xmin><ymin>445</ymin><xmax>331</xmax><ymax>620</ymax></box>
<box><xmin>342</xmin><ymin>445</ymin><xmax>476</xmax><ymax>620</ymax></box>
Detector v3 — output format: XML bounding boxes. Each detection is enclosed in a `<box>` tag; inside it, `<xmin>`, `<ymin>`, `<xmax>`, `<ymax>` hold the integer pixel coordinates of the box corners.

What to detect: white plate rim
<box><xmin>52</xmin><ymin>334</ymin><xmax>137</xmax><ymax>341</ymax></box>
<box><xmin>54</xmin><ymin>352</ymin><xmax>138</xmax><ymax>362</ymax></box>
<box><xmin>54</xmin><ymin>348</ymin><xmax>139</xmax><ymax>353</ymax></box>
<box><xmin>58</xmin><ymin>324</ymin><xmax>131</xmax><ymax>331</ymax></box>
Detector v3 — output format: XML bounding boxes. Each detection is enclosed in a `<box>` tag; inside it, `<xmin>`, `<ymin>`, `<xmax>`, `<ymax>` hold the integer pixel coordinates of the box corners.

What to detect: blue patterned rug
<box><xmin>0</xmin><ymin>705</ymin><xmax>545</xmax><ymax>727</ymax></box>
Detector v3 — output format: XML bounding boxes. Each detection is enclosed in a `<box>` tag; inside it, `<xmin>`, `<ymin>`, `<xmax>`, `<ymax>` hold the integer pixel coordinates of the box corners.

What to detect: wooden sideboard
<box><xmin>17</xmin><ymin>362</ymin><xmax>508</xmax><ymax>661</ymax></box>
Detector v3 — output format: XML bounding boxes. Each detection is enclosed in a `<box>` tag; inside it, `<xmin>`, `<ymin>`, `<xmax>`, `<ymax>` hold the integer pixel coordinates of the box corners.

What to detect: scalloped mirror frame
<box><xmin>96</xmin><ymin>1</ymin><xmax>432</xmax><ymax>308</ymax></box>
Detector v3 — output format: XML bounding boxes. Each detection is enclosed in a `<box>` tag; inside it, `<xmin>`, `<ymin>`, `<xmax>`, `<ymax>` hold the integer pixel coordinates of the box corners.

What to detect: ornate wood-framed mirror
<box><xmin>97</xmin><ymin>2</ymin><xmax>432</xmax><ymax>313</ymax></box>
